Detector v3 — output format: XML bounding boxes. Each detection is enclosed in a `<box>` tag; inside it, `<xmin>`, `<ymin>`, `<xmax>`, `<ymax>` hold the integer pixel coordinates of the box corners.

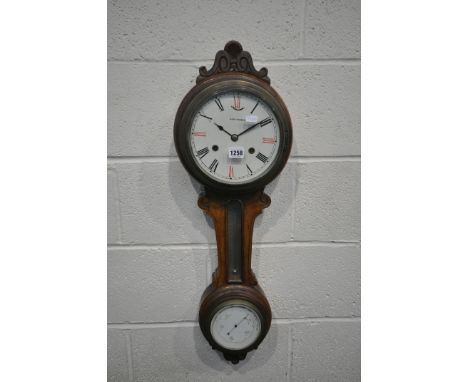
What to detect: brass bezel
<box><xmin>174</xmin><ymin>72</ymin><xmax>292</xmax><ymax>193</ymax></box>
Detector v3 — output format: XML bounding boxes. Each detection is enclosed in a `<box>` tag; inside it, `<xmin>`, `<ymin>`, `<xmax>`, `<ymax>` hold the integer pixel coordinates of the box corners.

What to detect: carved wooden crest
<box><xmin>197</xmin><ymin>40</ymin><xmax>270</xmax><ymax>84</ymax></box>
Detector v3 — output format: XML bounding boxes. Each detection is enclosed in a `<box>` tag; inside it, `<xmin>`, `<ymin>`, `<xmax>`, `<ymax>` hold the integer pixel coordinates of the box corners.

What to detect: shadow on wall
<box><xmin>167</xmin><ymin>154</ymin><xmax>215</xmax><ymax>240</ymax></box>
<box><xmin>169</xmin><ymin>319</ymin><xmax>279</xmax><ymax>373</ymax></box>
<box><xmin>191</xmin><ymin>324</ymin><xmax>279</xmax><ymax>372</ymax></box>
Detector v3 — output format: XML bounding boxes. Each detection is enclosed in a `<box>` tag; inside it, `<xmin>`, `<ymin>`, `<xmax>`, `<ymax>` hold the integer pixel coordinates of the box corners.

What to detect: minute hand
<box><xmin>237</xmin><ymin>117</ymin><xmax>271</xmax><ymax>138</ymax></box>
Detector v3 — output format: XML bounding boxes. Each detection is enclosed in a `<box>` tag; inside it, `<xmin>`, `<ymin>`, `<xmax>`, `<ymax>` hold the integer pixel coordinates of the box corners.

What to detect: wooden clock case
<box><xmin>173</xmin><ymin>41</ymin><xmax>292</xmax><ymax>364</ymax></box>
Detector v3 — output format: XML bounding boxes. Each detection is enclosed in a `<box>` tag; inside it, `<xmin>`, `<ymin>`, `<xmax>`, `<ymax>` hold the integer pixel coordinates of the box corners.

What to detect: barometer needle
<box><xmin>226</xmin><ymin>315</ymin><xmax>248</xmax><ymax>336</ymax></box>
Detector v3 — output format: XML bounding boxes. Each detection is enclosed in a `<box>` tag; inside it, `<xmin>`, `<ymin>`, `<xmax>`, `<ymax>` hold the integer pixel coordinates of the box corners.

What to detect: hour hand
<box><xmin>214</xmin><ymin>123</ymin><xmax>233</xmax><ymax>137</ymax></box>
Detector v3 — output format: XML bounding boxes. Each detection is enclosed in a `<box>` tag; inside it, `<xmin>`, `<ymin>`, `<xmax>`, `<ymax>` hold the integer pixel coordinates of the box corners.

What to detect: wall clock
<box><xmin>174</xmin><ymin>41</ymin><xmax>292</xmax><ymax>363</ymax></box>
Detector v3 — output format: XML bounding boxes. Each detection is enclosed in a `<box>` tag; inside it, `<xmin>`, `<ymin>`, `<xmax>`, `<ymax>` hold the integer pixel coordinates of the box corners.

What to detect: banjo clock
<box><xmin>174</xmin><ymin>41</ymin><xmax>292</xmax><ymax>363</ymax></box>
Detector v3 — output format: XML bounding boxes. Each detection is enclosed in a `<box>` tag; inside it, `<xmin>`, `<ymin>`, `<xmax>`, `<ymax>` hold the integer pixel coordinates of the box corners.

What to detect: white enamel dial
<box><xmin>210</xmin><ymin>303</ymin><xmax>262</xmax><ymax>350</ymax></box>
<box><xmin>190</xmin><ymin>91</ymin><xmax>280</xmax><ymax>184</ymax></box>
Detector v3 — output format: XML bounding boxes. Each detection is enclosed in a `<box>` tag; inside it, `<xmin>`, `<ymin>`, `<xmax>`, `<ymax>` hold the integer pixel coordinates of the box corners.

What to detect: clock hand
<box><xmin>237</xmin><ymin>117</ymin><xmax>270</xmax><ymax>138</ymax></box>
<box><xmin>226</xmin><ymin>315</ymin><xmax>248</xmax><ymax>336</ymax></box>
<box><xmin>214</xmin><ymin>123</ymin><xmax>233</xmax><ymax>137</ymax></box>
<box><xmin>214</xmin><ymin>123</ymin><xmax>240</xmax><ymax>142</ymax></box>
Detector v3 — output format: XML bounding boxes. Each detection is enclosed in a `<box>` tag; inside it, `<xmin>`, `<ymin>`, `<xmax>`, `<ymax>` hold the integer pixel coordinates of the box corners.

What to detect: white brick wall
<box><xmin>108</xmin><ymin>0</ymin><xmax>360</xmax><ymax>381</ymax></box>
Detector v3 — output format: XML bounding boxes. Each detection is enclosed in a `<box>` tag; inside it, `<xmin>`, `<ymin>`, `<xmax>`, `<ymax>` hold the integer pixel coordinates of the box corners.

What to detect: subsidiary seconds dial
<box><xmin>190</xmin><ymin>91</ymin><xmax>280</xmax><ymax>185</ymax></box>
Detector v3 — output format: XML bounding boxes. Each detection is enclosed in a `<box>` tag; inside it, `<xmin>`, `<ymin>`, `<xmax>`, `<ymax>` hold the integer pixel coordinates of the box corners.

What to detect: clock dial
<box><xmin>190</xmin><ymin>91</ymin><xmax>280</xmax><ymax>185</ymax></box>
<box><xmin>210</xmin><ymin>303</ymin><xmax>262</xmax><ymax>350</ymax></box>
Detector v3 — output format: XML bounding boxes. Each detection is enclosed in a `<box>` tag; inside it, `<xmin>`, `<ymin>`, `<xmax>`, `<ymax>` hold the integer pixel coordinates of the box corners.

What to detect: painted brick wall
<box><xmin>108</xmin><ymin>1</ymin><xmax>360</xmax><ymax>381</ymax></box>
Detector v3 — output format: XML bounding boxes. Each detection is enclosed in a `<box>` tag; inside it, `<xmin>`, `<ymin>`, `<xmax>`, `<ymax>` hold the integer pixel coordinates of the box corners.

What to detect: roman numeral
<box><xmin>246</xmin><ymin>164</ymin><xmax>253</xmax><ymax>175</ymax></box>
<box><xmin>231</xmin><ymin>94</ymin><xmax>243</xmax><ymax>110</ymax></box>
<box><xmin>262</xmin><ymin>137</ymin><xmax>276</xmax><ymax>144</ymax></box>
<box><xmin>199</xmin><ymin>113</ymin><xmax>212</xmax><ymax>120</ymax></box>
<box><xmin>193</xmin><ymin>131</ymin><xmax>206</xmax><ymax>137</ymax></box>
<box><xmin>256</xmin><ymin>152</ymin><xmax>268</xmax><ymax>163</ymax></box>
<box><xmin>208</xmin><ymin>159</ymin><xmax>219</xmax><ymax>173</ymax></box>
<box><xmin>260</xmin><ymin>117</ymin><xmax>272</xmax><ymax>127</ymax></box>
<box><xmin>214</xmin><ymin>97</ymin><xmax>224</xmax><ymax>111</ymax></box>
<box><xmin>196</xmin><ymin>147</ymin><xmax>209</xmax><ymax>159</ymax></box>
<box><xmin>234</xmin><ymin>95</ymin><xmax>240</xmax><ymax>109</ymax></box>
<box><xmin>228</xmin><ymin>165</ymin><xmax>234</xmax><ymax>178</ymax></box>
<box><xmin>250</xmin><ymin>101</ymin><xmax>259</xmax><ymax>114</ymax></box>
